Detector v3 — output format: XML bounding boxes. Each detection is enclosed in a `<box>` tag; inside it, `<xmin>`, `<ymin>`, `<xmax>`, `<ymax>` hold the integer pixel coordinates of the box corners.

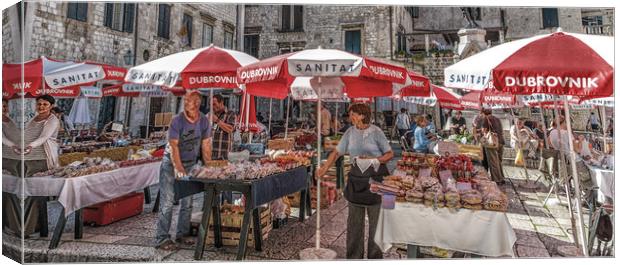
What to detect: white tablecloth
<box><xmin>2</xmin><ymin>162</ymin><xmax>160</xmax><ymax>216</ymax></box>
<box><xmin>586</xmin><ymin>164</ymin><xmax>614</xmax><ymax>203</ymax></box>
<box><xmin>374</xmin><ymin>202</ymin><xmax>516</xmax><ymax>257</ymax></box>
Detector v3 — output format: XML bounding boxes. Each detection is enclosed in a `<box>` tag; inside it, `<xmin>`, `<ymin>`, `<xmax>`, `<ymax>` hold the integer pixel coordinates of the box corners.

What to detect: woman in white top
<box><xmin>22</xmin><ymin>95</ymin><xmax>60</xmax><ymax>176</ymax></box>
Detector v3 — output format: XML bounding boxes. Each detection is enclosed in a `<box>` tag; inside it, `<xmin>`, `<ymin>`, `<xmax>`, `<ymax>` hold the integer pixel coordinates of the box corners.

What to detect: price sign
<box><xmin>439</xmin><ymin>170</ymin><xmax>453</xmax><ymax>187</ymax></box>
<box><xmin>111</xmin><ymin>123</ymin><xmax>124</xmax><ymax>132</ymax></box>
<box><xmin>437</xmin><ymin>141</ymin><xmax>459</xmax><ymax>156</ymax></box>
<box><xmin>418</xmin><ymin>168</ymin><xmax>432</xmax><ymax>178</ymax></box>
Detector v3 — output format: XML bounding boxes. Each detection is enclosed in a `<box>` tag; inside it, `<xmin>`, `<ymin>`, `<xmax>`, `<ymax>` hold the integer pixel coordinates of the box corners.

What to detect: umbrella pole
<box><xmin>563</xmin><ymin>96</ymin><xmax>588</xmax><ymax>256</ymax></box>
<box><xmin>315</xmin><ymin>78</ymin><xmax>322</xmax><ymax>250</ymax></box>
<box><xmin>268</xmin><ymin>98</ymin><xmax>273</xmax><ymax>136</ymax></box>
<box><xmin>600</xmin><ymin>105</ymin><xmax>607</xmax><ymax>153</ymax></box>
<box><xmin>145</xmin><ymin>98</ymin><xmax>151</xmax><ymax>139</ymax></box>
<box><xmin>284</xmin><ymin>96</ymin><xmax>291</xmax><ymax>139</ymax></box>
<box><xmin>540</xmin><ymin>103</ymin><xmax>549</xmax><ymax>148</ymax></box>
<box><xmin>246</xmin><ymin>93</ymin><xmax>252</xmax><ymax>144</ymax></box>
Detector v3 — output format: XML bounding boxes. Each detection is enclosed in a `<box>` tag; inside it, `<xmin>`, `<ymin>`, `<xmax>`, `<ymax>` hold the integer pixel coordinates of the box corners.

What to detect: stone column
<box><xmin>456</xmin><ymin>28</ymin><xmax>487</xmax><ymax>56</ymax></box>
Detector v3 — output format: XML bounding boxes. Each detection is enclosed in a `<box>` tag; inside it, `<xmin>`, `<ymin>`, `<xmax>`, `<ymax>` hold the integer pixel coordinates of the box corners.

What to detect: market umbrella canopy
<box><xmin>237</xmin><ymin>48</ymin><xmax>409</xmax><ymax>99</ymax></box>
<box><xmin>398</xmin><ymin>71</ymin><xmax>431</xmax><ymax>97</ymax></box>
<box><xmin>125</xmin><ymin>44</ymin><xmax>259</xmax><ymax>89</ymax></box>
<box><xmin>67</xmin><ymin>96</ymin><xmax>92</xmax><ymax>126</ymax></box>
<box><xmin>444</xmin><ymin>31</ymin><xmax>613</xmax><ymax>98</ymax></box>
<box><xmin>2</xmin><ymin>56</ymin><xmax>106</xmax><ymax>98</ymax></box>
<box><xmin>460</xmin><ymin>89</ymin><xmax>519</xmax><ymax>110</ymax></box>
<box><xmin>403</xmin><ymin>84</ymin><xmax>463</xmax><ymax>110</ymax></box>
<box><xmin>238</xmin><ymin>92</ymin><xmax>259</xmax><ymax>133</ymax></box>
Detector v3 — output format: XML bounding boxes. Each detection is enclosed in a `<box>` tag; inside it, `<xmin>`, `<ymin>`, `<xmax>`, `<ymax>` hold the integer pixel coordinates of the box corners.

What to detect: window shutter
<box><xmin>77</xmin><ymin>3</ymin><xmax>88</xmax><ymax>21</ymax></box>
<box><xmin>164</xmin><ymin>5</ymin><xmax>170</xmax><ymax>38</ymax></box>
<box><xmin>281</xmin><ymin>6</ymin><xmax>291</xmax><ymax>31</ymax></box>
<box><xmin>122</xmin><ymin>4</ymin><xmax>135</xmax><ymax>33</ymax></box>
<box><xmin>104</xmin><ymin>3</ymin><xmax>113</xmax><ymax>27</ymax></box>
<box><xmin>542</xmin><ymin>8</ymin><xmax>559</xmax><ymax>28</ymax></box>
<box><xmin>293</xmin><ymin>6</ymin><xmax>303</xmax><ymax>30</ymax></box>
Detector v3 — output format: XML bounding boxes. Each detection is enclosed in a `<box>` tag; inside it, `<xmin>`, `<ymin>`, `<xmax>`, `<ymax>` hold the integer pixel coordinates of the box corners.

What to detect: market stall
<box><xmin>171</xmin><ymin>151</ymin><xmax>314</xmax><ymax>260</ymax></box>
<box><xmin>371</xmin><ymin>151</ymin><xmax>515</xmax><ymax>257</ymax></box>
<box><xmin>2</xmin><ymin>155</ymin><xmax>162</xmax><ymax>249</ymax></box>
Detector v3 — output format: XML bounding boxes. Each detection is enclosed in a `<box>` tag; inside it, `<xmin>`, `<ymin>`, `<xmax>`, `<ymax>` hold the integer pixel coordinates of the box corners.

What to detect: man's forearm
<box><xmin>202</xmin><ymin>138</ymin><xmax>212</xmax><ymax>164</ymax></box>
<box><xmin>218</xmin><ymin>121</ymin><xmax>235</xmax><ymax>134</ymax></box>
<box><xmin>170</xmin><ymin>145</ymin><xmax>184</xmax><ymax>172</ymax></box>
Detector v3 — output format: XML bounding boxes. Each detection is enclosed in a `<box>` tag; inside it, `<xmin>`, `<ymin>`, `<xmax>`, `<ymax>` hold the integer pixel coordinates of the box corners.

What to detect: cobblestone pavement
<box><xmin>3</xmin><ymin>154</ymin><xmax>588</xmax><ymax>262</ymax></box>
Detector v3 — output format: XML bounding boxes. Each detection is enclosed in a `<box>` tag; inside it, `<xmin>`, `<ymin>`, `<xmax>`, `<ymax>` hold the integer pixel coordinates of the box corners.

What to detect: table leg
<box><xmin>152</xmin><ymin>191</ymin><xmax>160</xmax><ymax>213</ymax></box>
<box><xmin>407</xmin><ymin>244</ymin><xmax>419</xmax><ymax>259</ymax></box>
<box><xmin>49</xmin><ymin>209</ymin><xmax>67</xmax><ymax>249</ymax></box>
<box><xmin>74</xmin><ymin>209</ymin><xmax>83</xmax><ymax>239</ymax></box>
<box><xmin>212</xmin><ymin>193</ymin><xmax>223</xmax><ymax>248</ymax></box>
<box><xmin>236</xmin><ymin>195</ymin><xmax>253</xmax><ymax>260</ymax></box>
<box><xmin>144</xmin><ymin>187</ymin><xmax>152</xmax><ymax>204</ymax></box>
<box><xmin>252</xmin><ymin>208</ymin><xmax>262</xmax><ymax>251</ymax></box>
<box><xmin>194</xmin><ymin>188</ymin><xmax>215</xmax><ymax>260</ymax></box>
<box><xmin>299</xmin><ymin>188</ymin><xmax>307</xmax><ymax>222</ymax></box>
<box><xmin>38</xmin><ymin>197</ymin><xmax>49</xmax><ymax>237</ymax></box>
<box><xmin>8</xmin><ymin>194</ymin><xmax>22</xmax><ymax>234</ymax></box>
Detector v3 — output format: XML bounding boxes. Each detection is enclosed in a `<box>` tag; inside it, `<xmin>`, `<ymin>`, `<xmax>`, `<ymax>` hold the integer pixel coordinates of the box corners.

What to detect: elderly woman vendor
<box><xmin>316</xmin><ymin>103</ymin><xmax>393</xmax><ymax>259</ymax></box>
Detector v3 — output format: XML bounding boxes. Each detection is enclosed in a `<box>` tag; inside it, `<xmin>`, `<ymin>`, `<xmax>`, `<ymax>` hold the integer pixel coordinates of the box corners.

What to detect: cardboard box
<box><xmin>155</xmin><ymin>112</ymin><xmax>174</xmax><ymax>127</ymax></box>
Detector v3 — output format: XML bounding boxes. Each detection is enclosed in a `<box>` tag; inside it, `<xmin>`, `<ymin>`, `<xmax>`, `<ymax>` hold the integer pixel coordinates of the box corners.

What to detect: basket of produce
<box><xmin>456</xmin><ymin>144</ymin><xmax>484</xmax><ymax>161</ymax></box>
<box><xmin>268</xmin><ymin>138</ymin><xmax>295</xmax><ymax>150</ymax></box>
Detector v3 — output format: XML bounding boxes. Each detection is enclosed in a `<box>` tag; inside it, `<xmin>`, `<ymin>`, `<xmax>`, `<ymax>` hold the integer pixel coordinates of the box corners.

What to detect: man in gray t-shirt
<box><xmin>156</xmin><ymin>91</ymin><xmax>212</xmax><ymax>250</ymax></box>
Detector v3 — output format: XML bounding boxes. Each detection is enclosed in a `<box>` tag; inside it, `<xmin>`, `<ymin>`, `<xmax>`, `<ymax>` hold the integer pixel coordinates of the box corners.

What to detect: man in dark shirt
<box><xmin>209</xmin><ymin>95</ymin><xmax>236</xmax><ymax>160</ymax></box>
<box><xmin>450</xmin><ymin>111</ymin><xmax>467</xmax><ymax>135</ymax></box>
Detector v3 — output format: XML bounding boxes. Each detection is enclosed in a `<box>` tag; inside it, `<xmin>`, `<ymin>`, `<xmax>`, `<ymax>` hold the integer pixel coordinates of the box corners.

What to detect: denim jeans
<box><xmin>155</xmin><ymin>156</ymin><xmax>196</xmax><ymax>246</ymax></box>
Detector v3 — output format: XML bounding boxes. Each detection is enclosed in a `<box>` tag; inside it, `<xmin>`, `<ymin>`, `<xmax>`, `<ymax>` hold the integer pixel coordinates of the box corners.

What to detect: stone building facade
<box><xmin>2</xmin><ymin>1</ymin><xmax>241</xmax><ymax>136</ymax></box>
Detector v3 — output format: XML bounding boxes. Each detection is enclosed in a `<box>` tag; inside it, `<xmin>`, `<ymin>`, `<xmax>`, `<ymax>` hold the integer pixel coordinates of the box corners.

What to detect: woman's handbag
<box><xmin>481</xmin><ymin>131</ymin><xmax>499</xmax><ymax>149</ymax></box>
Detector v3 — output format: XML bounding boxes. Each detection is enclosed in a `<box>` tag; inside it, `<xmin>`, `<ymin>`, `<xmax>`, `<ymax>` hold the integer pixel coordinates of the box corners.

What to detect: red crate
<box><xmin>83</xmin><ymin>192</ymin><xmax>144</xmax><ymax>226</ymax></box>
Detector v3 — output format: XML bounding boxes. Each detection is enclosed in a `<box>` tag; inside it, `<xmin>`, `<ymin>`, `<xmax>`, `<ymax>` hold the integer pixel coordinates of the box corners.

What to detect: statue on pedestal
<box><xmin>460</xmin><ymin>7</ymin><xmax>481</xmax><ymax>29</ymax></box>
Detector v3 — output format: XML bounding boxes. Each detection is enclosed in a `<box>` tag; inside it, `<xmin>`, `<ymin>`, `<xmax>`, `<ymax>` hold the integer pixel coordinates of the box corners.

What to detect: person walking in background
<box><xmin>156</xmin><ymin>91</ymin><xmax>212</xmax><ymax>251</ymax></box>
<box><xmin>395</xmin><ymin>108</ymin><xmax>411</xmax><ymax>139</ymax></box>
<box><xmin>588</xmin><ymin>112</ymin><xmax>600</xmax><ymax>133</ymax></box>
<box><xmin>316</xmin><ymin>103</ymin><xmax>393</xmax><ymax>259</ymax></box>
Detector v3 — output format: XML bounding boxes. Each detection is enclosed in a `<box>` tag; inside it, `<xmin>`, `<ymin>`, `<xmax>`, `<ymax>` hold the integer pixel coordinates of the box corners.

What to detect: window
<box><xmin>104</xmin><ymin>3</ymin><xmax>135</xmax><ymax>32</ymax></box>
<box><xmin>582</xmin><ymin>15</ymin><xmax>603</xmax><ymax>26</ymax></box>
<box><xmin>202</xmin><ymin>23</ymin><xmax>213</xmax><ymax>46</ymax></box>
<box><xmin>224</xmin><ymin>31</ymin><xmax>234</xmax><ymax>49</ymax></box>
<box><xmin>182</xmin><ymin>14</ymin><xmax>193</xmax><ymax>47</ymax></box>
<box><xmin>542</xmin><ymin>8</ymin><xmax>559</xmax><ymax>28</ymax></box>
<box><xmin>405</xmin><ymin>7</ymin><xmax>419</xmax><ymax>18</ymax></box>
<box><xmin>474</xmin><ymin>8</ymin><xmax>482</xmax><ymax>21</ymax></box>
<box><xmin>157</xmin><ymin>4</ymin><xmax>171</xmax><ymax>39</ymax></box>
<box><xmin>344</xmin><ymin>30</ymin><xmax>361</xmax><ymax>54</ymax></box>
<box><xmin>281</xmin><ymin>5</ymin><xmax>303</xmax><ymax>31</ymax></box>
<box><xmin>244</xmin><ymin>35</ymin><xmax>259</xmax><ymax>58</ymax></box>
<box><xmin>396</xmin><ymin>30</ymin><xmax>407</xmax><ymax>53</ymax></box>
<box><xmin>67</xmin><ymin>2</ymin><xmax>88</xmax><ymax>22</ymax></box>
<box><xmin>16</xmin><ymin>2</ymin><xmax>27</xmax><ymax>36</ymax></box>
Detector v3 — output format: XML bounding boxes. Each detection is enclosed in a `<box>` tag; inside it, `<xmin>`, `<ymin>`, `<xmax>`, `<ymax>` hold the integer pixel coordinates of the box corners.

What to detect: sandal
<box><xmin>156</xmin><ymin>240</ymin><xmax>178</xmax><ymax>251</ymax></box>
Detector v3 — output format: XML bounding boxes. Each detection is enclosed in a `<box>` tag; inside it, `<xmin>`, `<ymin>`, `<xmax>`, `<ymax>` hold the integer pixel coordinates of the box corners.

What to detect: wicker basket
<box><xmin>268</xmin><ymin>138</ymin><xmax>295</xmax><ymax>150</ymax></box>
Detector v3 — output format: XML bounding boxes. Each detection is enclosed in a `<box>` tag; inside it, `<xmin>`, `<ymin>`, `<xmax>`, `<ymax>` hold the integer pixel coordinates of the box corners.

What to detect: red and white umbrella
<box><xmin>3</xmin><ymin>57</ymin><xmax>107</xmax><ymax>98</ymax></box>
<box><xmin>125</xmin><ymin>44</ymin><xmax>258</xmax><ymax>89</ymax></box>
<box><xmin>395</xmin><ymin>70</ymin><xmax>431</xmax><ymax>97</ymax></box>
<box><xmin>403</xmin><ymin>84</ymin><xmax>463</xmax><ymax>110</ymax></box>
<box><xmin>445</xmin><ymin>31</ymin><xmax>613</xmax><ymax>98</ymax></box>
<box><xmin>459</xmin><ymin>89</ymin><xmax>521</xmax><ymax>110</ymax></box>
<box><xmin>237</xmin><ymin>48</ymin><xmax>408</xmax><ymax>254</ymax></box>
<box><xmin>238</xmin><ymin>91</ymin><xmax>259</xmax><ymax>133</ymax></box>
<box><xmin>446</xmin><ymin>30</ymin><xmax>613</xmax><ymax>256</ymax></box>
<box><xmin>237</xmin><ymin>48</ymin><xmax>409</xmax><ymax>99</ymax></box>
